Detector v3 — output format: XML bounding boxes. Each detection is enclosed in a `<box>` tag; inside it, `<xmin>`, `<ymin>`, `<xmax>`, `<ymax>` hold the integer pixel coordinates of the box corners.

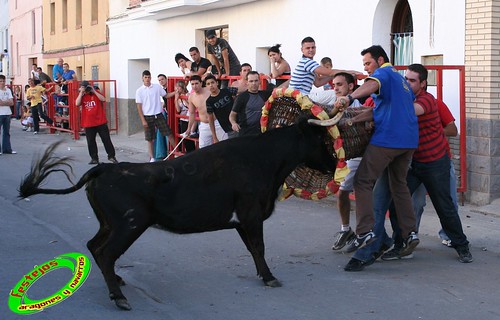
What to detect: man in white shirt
<box><xmin>135</xmin><ymin>70</ymin><xmax>175</xmax><ymax>162</ymax></box>
<box><xmin>0</xmin><ymin>75</ymin><xmax>16</xmax><ymax>155</ymax></box>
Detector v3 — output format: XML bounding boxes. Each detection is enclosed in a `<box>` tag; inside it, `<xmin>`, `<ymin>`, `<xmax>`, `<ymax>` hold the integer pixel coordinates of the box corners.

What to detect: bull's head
<box><xmin>297</xmin><ymin>117</ymin><xmax>337</xmax><ymax>174</ymax></box>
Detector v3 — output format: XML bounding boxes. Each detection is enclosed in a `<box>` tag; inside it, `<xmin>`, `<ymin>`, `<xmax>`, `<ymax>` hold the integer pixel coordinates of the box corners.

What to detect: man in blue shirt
<box><xmin>334</xmin><ymin>45</ymin><xmax>420</xmax><ymax>271</ymax></box>
<box><xmin>52</xmin><ymin>58</ymin><xmax>64</xmax><ymax>82</ymax></box>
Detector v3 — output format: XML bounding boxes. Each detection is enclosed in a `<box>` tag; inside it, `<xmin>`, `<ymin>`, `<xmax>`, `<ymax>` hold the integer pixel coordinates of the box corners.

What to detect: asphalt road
<box><xmin>1</xmin><ymin>121</ymin><xmax>500</xmax><ymax>320</ymax></box>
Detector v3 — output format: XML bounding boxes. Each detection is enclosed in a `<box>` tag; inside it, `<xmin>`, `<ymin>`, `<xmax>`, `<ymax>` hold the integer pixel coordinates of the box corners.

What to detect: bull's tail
<box><xmin>19</xmin><ymin>141</ymin><xmax>103</xmax><ymax>198</ymax></box>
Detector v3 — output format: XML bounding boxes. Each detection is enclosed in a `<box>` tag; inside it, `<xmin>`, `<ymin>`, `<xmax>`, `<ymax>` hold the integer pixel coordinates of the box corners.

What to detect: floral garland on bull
<box><xmin>260</xmin><ymin>88</ymin><xmax>350</xmax><ymax>200</ymax></box>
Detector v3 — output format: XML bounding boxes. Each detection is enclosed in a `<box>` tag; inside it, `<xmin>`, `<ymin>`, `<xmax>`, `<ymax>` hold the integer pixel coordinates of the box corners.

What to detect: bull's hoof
<box><xmin>264</xmin><ymin>279</ymin><xmax>282</xmax><ymax>287</ymax></box>
<box><xmin>115</xmin><ymin>298</ymin><xmax>132</xmax><ymax>310</ymax></box>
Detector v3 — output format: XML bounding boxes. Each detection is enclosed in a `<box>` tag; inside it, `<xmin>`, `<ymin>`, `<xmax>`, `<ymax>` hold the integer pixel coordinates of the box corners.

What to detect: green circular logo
<box><xmin>8</xmin><ymin>252</ymin><xmax>91</xmax><ymax>315</ymax></box>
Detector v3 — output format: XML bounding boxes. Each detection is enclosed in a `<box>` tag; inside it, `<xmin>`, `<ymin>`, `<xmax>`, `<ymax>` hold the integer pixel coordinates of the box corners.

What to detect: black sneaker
<box><xmin>373</xmin><ymin>243</ymin><xmax>391</xmax><ymax>261</ymax></box>
<box><xmin>331</xmin><ymin>228</ymin><xmax>355</xmax><ymax>250</ymax></box>
<box><xmin>344</xmin><ymin>257</ymin><xmax>372</xmax><ymax>272</ymax></box>
<box><xmin>381</xmin><ymin>247</ymin><xmax>414</xmax><ymax>261</ymax></box>
<box><xmin>399</xmin><ymin>231</ymin><xmax>420</xmax><ymax>257</ymax></box>
<box><xmin>344</xmin><ymin>237</ymin><xmax>358</xmax><ymax>253</ymax></box>
<box><xmin>108</xmin><ymin>157</ymin><xmax>119</xmax><ymax>164</ymax></box>
<box><xmin>456</xmin><ymin>245</ymin><xmax>473</xmax><ymax>263</ymax></box>
<box><xmin>347</xmin><ymin>231</ymin><xmax>376</xmax><ymax>252</ymax></box>
<box><xmin>88</xmin><ymin>159</ymin><xmax>99</xmax><ymax>165</ymax></box>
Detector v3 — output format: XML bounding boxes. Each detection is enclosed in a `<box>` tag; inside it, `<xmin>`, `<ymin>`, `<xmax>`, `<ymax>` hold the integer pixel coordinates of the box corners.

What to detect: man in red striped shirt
<box><xmin>383</xmin><ymin>64</ymin><xmax>472</xmax><ymax>263</ymax></box>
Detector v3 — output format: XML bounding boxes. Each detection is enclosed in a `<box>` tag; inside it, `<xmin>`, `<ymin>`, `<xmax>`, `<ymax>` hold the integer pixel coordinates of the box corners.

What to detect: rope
<box><xmin>163</xmin><ymin>135</ymin><xmax>187</xmax><ymax>161</ymax></box>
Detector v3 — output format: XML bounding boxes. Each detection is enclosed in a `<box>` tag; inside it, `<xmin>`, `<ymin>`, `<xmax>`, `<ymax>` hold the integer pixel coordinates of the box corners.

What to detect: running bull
<box><xmin>19</xmin><ymin>116</ymin><xmax>336</xmax><ymax>310</ymax></box>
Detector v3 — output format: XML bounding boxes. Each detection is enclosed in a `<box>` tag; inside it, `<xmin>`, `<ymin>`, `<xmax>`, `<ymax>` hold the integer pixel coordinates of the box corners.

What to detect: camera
<box><xmin>85</xmin><ymin>85</ymin><xmax>93</xmax><ymax>93</ymax></box>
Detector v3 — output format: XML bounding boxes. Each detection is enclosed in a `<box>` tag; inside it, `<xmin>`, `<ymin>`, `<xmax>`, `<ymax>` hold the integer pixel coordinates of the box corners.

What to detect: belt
<box><xmin>144</xmin><ymin>113</ymin><xmax>163</xmax><ymax>119</ymax></box>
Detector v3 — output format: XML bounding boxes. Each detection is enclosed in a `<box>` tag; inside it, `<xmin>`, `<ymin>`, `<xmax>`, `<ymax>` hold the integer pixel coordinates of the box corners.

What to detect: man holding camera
<box><xmin>76</xmin><ymin>80</ymin><xmax>118</xmax><ymax>165</ymax></box>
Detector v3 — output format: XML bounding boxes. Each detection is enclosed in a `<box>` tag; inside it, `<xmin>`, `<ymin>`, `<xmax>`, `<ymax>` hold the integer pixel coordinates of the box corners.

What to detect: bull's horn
<box><xmin>328</xmin><ymin>106</ymin><xmax>340</xmax><ymax>117</ymax></box>
<box><xmin>327</xmin><ymin>97</ymin><xmax>349</xmax><ymax>117</ymax></box>
<box><xmin>308</xmin><ymin>111</ymin><xmax>344</xmax><ymax>127</ymax></box>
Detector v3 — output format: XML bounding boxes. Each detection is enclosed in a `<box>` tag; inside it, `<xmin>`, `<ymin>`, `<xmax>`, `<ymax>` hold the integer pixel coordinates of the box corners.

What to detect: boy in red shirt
<box><xmin>76</xmin><ymin>81</ymin><xmax>118</xmax><ymax>164</ymax></box>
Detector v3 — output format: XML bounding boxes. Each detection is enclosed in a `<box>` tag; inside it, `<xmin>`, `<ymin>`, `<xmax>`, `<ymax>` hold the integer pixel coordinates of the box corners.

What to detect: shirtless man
<box><xmin>184</xmin><ymin>75</ymin><xmax>224</xmax><ymax>148</ymax></box>
<box><xmin>231</xmin><ymin>63</ymin><xmax>252</xmax><ymax>91</ymax></box>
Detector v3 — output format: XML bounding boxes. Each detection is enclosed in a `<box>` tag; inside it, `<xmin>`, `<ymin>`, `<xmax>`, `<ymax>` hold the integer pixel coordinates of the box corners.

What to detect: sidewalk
<box><xmin>7</xmin><ymin>118</ymin><xmax>500</xmax><ymax>254</ymax></box>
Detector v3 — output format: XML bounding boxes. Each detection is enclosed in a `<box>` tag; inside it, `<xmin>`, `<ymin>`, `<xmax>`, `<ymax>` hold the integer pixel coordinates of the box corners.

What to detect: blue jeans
<box><xmin>15</xmin><ymin>100</ymin><xmax>21</xmax><ymax>119</ymax></box>
<box><xmin>0</xmin><ymin>114</ymin><xmax>13</xmax><ymax>153</ymax></box>
<box><xmin>54</xmin><ymin>96</ymin><xmax>63</xmax><ymax>114</ymax></box>
<box><xmin>353</xmin><ymin>169</ymin><xmax>394</xmax><ymax>262</ymax></box>
<box><xmin>391</xmin><ymin>154</ymin><xmax>468</xmax><ymax>248</ymax></box>
<box><xmin>413</xmin><ymin>158</ymin><xmax>458</xmax><ymax>241</ymax></box>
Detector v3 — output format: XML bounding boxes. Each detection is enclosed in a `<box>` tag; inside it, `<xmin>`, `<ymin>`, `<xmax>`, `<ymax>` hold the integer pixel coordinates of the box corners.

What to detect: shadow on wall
<box><xmin>117</xmin><ymin>98</ymin><xmax>143</xmax><ymax>136</ymax></box>
<box><xmin>122</xmin><ymin>58</ymin><xmax>150</xmax><ymax>135</ymax></box>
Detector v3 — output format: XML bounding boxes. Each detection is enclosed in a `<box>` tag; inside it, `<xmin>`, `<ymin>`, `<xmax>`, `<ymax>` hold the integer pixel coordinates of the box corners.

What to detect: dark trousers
<box><xmin>353</xmin><ymin>144</ymin><xmax>416</xmax><ymax>237</ymax></box>
<box><xmin>85</xmin><ymin>123</ymin><xmax>116</xmax><ymax>160</ymax></box>
<box><xmin>31</xmin><ymin>103</ymin><xmax>53</xmax><ymax>132</ymax></box>
<box><xmin>390</xmin><ymin>154</ymin><xmax>469</xmax><ymax>248</ymax></box>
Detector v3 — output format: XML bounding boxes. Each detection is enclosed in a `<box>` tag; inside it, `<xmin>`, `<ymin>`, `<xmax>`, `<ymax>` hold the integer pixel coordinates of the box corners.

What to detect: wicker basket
<box><xmin>334</xmin><ymin>108</ymin><xmax>373</xmax><ymax>160</ymax></box>
<box><xmin>261</xmin><ymin>88</ymin><xmax>338</xmax><ymax>200</ymax></box>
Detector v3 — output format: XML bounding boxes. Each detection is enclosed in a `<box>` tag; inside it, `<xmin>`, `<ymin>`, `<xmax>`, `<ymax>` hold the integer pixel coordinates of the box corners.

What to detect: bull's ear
<box><xmin>308</xmin><ymin>111</ymin><xmax>344</xmax><ymax>126</ymax></box>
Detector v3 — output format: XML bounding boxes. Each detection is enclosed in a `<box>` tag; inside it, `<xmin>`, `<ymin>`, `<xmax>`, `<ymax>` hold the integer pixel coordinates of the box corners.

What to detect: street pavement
<box><xmin>1</xmin><ymin>120</ymin><xmax>500</xmax><ymax>320</ymax></box>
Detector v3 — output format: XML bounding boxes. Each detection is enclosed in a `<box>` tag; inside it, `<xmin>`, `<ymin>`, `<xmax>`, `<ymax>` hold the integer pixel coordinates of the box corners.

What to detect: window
<box><xmin>391</xmin><ymin>0</ymin><xmax>413</xmax><ymax>65</ymax></box>
<box><xmin>92</xmin><ymin>65</ymin><xmax>99</xmax><ymax>80</ymax></box>
<box><xmin>203</xmin><ymin>26</ymin><xmax>229</xmax><ymax>59</ymax></box>
<box><xmin>91</xmin><ymin>0</ymin><xmax>98</xmax><ymax>25</ymax></box>
<box><xmin>62</xmin><ymin>0</ymin><xmax>68</xmax><ymax>32</ymax></box>
<box><xmin>421</xmin><ymin>55</ymin><xmax>443</xmax><ymax>86</ymax></box>
<box><xmin>76</xmin><ymin>0</ymin><xmax>82</xmax><ymax>29</ymax></box>
<box><xmin>31</xmin><ymin>11</ymin><xmax>36</xmax><ymax>45</ymax></box>
<box><xmin>50</xmin><ymin>3</ymin><xmax>55</xmax><ymax>34</ymax></box>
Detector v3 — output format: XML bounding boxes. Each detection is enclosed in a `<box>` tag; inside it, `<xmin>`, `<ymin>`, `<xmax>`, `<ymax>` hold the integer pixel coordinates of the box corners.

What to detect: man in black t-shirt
<box><xmin>206</xmin><ymin>29</ymin><xmax>241</xmax><ymax>89</ymax></box>
<box><xmin>188</xmin><ymin>47</ymin><xmax>212</xmax><ymax>79</ymax></box>
<box><xmin>229</xmin><ymin>71</ymin><xmax>272</xmax><ymax>136</ymax></box>
<box><xmin>205</xmin><ymin>74</ymin><xmax>239</xmax><ymax>143</ymax></box>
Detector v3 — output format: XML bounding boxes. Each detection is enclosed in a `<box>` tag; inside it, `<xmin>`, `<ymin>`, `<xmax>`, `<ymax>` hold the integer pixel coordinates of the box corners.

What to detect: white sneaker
<box><xmin>149</xmin><ymin>158</ymin><xmax>156</xmax><ymax>163</ymax></box>
<box><xmin>441</xmin><ymin>239</ymin><xmax>452</xmax><ymax>247</ymax></box>
<box><xmin>33</xmin><ymin>131</ymin><xmax>38</xmax><ymax>135</ymax></box>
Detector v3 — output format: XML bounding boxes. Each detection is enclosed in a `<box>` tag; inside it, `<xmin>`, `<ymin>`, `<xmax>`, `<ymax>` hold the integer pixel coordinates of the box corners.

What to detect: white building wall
<box><xmin>409</xmin><ymin>0</ymin><xmax>465</xmax><ymax>125</ymax></box>
<box><xmin>109</xmin><ymin>0</ymin><xmax>382</xmax><ymax>99</ymax></box>
<box><xmin>109</xmin><ymin>0</ymin><xmax>466</xmax><ymax>108</ymax></box>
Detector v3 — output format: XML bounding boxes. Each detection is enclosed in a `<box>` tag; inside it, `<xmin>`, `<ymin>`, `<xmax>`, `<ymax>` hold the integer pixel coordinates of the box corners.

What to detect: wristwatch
<box><xmin>347</xmin><ymin>94</ymin><xmax>353</xmax><ymax>106</ymax></box>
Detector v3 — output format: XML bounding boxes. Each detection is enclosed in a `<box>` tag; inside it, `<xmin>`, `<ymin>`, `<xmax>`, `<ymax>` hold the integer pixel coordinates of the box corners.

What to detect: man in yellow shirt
<box><xmin>26</xmin><ymin>79</ymin><xmax>54</xmax><ymax>134</ymax></box>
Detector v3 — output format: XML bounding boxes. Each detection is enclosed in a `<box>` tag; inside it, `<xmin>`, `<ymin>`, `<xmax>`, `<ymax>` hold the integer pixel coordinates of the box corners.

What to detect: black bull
<box><xmin>19</xmin><ymin>117</ymin><xmax>336</xmax><ymax>310</ymax></box>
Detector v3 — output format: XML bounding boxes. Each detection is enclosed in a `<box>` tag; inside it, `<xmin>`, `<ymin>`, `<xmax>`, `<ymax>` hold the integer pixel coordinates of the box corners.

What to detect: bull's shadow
<box><xmin>19</xmin><ymin>116</ymin><xmax>336</xmax><ymax>310</ymax></box>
